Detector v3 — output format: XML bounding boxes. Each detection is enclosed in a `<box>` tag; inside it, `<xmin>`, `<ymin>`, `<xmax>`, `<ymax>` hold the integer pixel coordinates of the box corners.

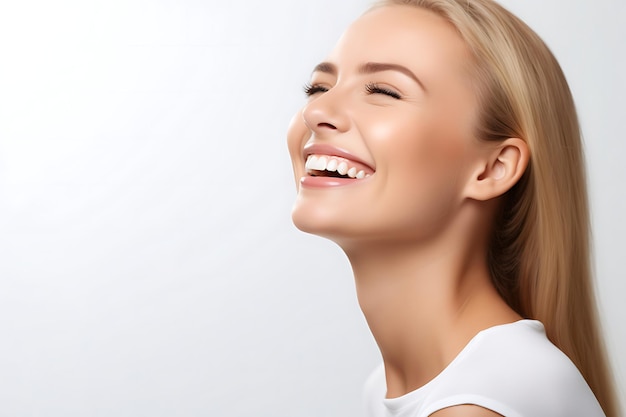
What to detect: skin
<box><xmin>288</xmin><ymin>5</ymin><xmax>529</xmax><ymax>416</ymax></box>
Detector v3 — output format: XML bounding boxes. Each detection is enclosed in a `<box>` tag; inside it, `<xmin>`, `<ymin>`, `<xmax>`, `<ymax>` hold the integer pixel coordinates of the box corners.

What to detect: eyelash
<box><xmin>365</xmin><ymin>83</ymin><xmax>402</xmax><ymax>99</ymax></box>
<box><xmin>302</xmin><ymin>82</ymin><xmax>402</xmax><ymax>99</ymax></box>
<box><xmin>303</xmin><ymin>83</ymin><xmax>328</xmax><ymax>96</ymax></box>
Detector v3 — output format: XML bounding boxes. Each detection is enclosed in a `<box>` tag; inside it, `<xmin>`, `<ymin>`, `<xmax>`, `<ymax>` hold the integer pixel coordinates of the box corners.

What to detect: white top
<box><xmin>364</xmin><ymin>320</ymin><xmax>605</xmax><ymax>417</ymax></box>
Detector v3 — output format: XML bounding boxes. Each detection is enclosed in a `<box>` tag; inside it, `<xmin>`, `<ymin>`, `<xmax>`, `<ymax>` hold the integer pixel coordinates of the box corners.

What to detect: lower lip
<box><xmin>300</xmin><ymin>176</ymin><xmax>365</xmax><ymax>188</ymax></box>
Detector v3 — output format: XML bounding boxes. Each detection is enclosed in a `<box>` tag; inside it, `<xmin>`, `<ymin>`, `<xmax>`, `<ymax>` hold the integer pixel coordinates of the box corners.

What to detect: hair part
<box><xmin>376</xmin><ymin>0</ymin><xmax>619</xmax><ymax>415</ymax></box>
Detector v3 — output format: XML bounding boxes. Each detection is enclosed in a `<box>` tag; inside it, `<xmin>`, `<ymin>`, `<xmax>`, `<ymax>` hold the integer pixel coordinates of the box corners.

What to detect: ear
<box><xmin>464</xmin><ymin>138</ymin><xmax>529</xmax><ymax>201</ymax></box>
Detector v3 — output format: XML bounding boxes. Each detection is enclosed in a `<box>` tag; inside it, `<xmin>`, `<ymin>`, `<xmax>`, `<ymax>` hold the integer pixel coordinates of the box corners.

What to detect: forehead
<box><xmin>326</xmin><ymin>5</ymin><xmax>470</xmax><ymax>73</ymax></box>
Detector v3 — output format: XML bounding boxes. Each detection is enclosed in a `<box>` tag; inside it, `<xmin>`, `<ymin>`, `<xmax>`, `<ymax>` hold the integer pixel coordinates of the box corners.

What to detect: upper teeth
<box><xmin>305</xmin><ymin>155</ymin><xmax>368</xmax><ymax>179</ymax></box>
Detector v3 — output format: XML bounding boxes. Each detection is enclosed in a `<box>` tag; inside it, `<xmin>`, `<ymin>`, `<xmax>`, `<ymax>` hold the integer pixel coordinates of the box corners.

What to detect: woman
<box><xmin>287</xmin><ymin>0</ymin><xmax>619</xmax><ymax>416</ymax></box>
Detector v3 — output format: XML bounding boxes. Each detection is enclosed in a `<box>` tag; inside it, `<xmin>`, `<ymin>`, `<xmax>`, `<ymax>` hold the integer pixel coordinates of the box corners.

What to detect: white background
<box><xmin>0</xmin><ymin>0</ymin><xmax>623</xmax><ymax>415</ymax></box>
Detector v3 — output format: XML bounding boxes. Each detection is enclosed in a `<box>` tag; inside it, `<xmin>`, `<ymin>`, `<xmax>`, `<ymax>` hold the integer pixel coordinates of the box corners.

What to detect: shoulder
<box><xmin>450</xmin><ymin>320</ymin><xmax>584</xmax><ymax>384</ymax></box>
<box><xmin>363</xmin><ymin>321</ymin><xmax>605</xmax><ymax>417</ymax></box>
<box><xmin>425</xmin><ymin>320</ymin><xmax>605</xmax><ymax>416</ymax></box>
<box><xmin>430</xmin><ymin>405</ymin><xmax>502</xmax><ymax>417</ymax></box>
<box><xmin>469</xmin><ymin>321</ymin><xmax>590</xmax><ymax>389</ymax></box>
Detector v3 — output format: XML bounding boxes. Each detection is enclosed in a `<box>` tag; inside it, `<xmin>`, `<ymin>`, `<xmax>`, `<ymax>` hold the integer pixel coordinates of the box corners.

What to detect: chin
<box><xmin>291</xmin><ymin>198</ymin><xmax>354</xmax><ymax>242</ymax></box>
<box><xmin>291</xmin><ymin>201</ymin><xmax>334</xmax><ymax>236</ymax></box>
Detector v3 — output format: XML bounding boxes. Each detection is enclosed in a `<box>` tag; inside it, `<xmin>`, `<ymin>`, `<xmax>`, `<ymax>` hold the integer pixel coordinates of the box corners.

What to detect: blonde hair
<box><xmin>377</xmin><ymin>0</ymin><xmax>619</xmax><ymax>415</ymax></box>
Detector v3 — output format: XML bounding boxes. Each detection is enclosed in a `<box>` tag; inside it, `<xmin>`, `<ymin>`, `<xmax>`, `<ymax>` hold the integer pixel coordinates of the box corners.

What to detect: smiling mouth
<box><xmin>305</xmin><ymin>154</ymin><xmax>373</xmax><ymax>179</ymax></box>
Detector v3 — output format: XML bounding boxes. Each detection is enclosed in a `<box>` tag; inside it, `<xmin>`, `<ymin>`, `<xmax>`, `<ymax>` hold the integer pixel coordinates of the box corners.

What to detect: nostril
<box><xmin>318</xmin><ymin>122</ymin><xmax>337</xmax><ymax>129</ymax></box>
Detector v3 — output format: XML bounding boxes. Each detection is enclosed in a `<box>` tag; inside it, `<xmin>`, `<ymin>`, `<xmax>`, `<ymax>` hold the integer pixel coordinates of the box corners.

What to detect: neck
<box><xmin>343</xmin><ymin>223</ymin><xmax>520</xmax><ymax>398</ymax></box>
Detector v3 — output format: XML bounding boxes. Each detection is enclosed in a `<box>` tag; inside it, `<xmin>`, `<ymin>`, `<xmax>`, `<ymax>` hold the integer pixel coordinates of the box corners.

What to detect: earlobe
<box><xmin>465</xmin><ymin>138</ymin><xmax>529</xmax><ymax>201</ymax></box>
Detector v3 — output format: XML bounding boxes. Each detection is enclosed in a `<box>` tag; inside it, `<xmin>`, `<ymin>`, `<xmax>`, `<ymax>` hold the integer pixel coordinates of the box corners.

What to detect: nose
<box><xmin>302</xmin><ymin>88</ymin><xmax>350</xmax><ymax>135</ymax></box>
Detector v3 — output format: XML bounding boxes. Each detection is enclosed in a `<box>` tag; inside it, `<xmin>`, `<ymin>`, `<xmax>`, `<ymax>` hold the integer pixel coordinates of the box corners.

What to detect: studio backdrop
<box><xmin>0</xmin><ymin>0</ymin><xmax>624</xmax><ymax>416</ymax></box>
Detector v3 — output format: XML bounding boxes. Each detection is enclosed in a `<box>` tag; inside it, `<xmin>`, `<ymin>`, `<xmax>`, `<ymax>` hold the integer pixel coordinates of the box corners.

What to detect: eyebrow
<box><xmin>312</xmin><ymin>61</ymin><xmax>427</xmax><ymax>92</ymax></box>
<box><xmin>312</xmin><ymin>62</ymin><xmax>337</xmax><ymax>75</ymax></box>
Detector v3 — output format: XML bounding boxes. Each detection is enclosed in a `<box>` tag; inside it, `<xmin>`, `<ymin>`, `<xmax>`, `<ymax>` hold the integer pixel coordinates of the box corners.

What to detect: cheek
<box><xmin>286</xmin><ymin>110</ymin><xmax>311</xmax><ymax>184</ymax></box>
<box><xmin>368</xmin><ymin>117</ymin><xmax>471</xmax><ymax>235</ymax></box>
<box><xmin>376</xmin><ymin>112</ymin><xmax>469</xmax><ymax>184</ymax></box>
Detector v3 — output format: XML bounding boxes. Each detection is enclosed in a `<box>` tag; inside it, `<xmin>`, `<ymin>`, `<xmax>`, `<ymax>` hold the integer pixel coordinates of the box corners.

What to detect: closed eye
<box><xmin>365</xmin><ymin>83</ymin><xmax>401</xmax><ymax>99</ymax></box>
<box><xmin>303</xmin><ymin>83</ymin><xmax>329</xmax><ymax>97</ymax></box>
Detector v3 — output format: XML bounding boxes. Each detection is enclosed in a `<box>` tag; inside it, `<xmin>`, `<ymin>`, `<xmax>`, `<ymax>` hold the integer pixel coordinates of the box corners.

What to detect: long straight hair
<box><xmin>378</xmin><ymin>0</ymin><xmax>619</xmax><ymax>415</ymax></box>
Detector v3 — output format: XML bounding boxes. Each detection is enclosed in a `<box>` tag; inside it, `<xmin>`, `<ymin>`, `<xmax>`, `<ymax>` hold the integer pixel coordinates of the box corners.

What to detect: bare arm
<box><xmin>430</xmin><ymin>405</ymin><xmax>503</xmax><ymax>417</ymax></box>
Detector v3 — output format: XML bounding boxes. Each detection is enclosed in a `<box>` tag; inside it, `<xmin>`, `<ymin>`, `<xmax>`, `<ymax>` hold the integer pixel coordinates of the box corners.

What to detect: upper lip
<box><xmin>302</xmin><ymin>143</ymin><xmax>375</xmax><ymax>172</ymax></box>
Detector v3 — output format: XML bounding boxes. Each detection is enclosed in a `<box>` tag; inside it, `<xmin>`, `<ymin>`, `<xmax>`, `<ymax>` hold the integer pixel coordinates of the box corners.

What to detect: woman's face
<box><xmin>288</xmin><ymin>5</ymin><xmax>482</xmax><ymax>245</ymax></box>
